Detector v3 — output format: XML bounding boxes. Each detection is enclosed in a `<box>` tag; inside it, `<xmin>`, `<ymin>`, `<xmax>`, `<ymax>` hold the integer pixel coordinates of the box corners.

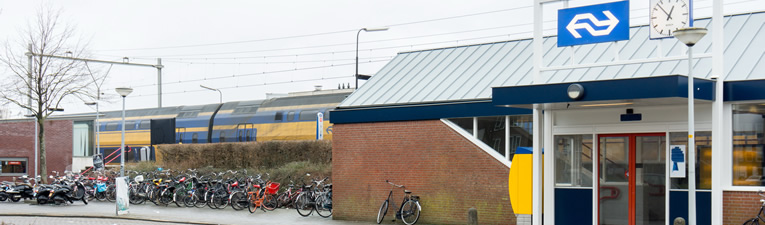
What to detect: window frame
<box><xmin>0</xmin><ymin>158</ymin><xmax>28</xmax><ymax>176</ymax></box>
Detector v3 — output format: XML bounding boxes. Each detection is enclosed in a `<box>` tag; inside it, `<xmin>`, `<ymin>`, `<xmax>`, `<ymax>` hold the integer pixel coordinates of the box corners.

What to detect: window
<box><xmin>323</xmin><ymin>110</ymin><xmax>330</xmax><ymax>121</ymax></box>
<box><xmin>192</xmin><ymin>133</ymin><xmax>198</xmax><ymax>143</ymax></box>
<box><xmin>220</xmin><ymin>131</ymin><xmax>226</xmax><ymax>142</ymax></box>
<box><xmin>555</xmin><ymin>135</ymin><xmax>593</xmax><ymax>187</ymax></box>
<box><xmin>299</xmin><ymin>110</ymin><xmax>319</xmax><ymax>121</ymax></box>
<box><xmin>732</xmin><ymin>104</ymin><xmax>765</xmax><ymax>186</ymax></box>
<box><xmin>73</xmin><ymin>122</ymin><xmax>93</xmax><ymax>157</ymax></box>
<box><xmin>477</xmin><ymin>116</ymin><xmax>506</xmax><ymax>156</ymax></box>
<box><xmin>448</xmin><ymin>118</ymin><xmax>473</xmax><ymax>135</ymax></box>
<box><xmin>274</xmin><ymin>112</ymin><xmax>283</xmax><ymax>121</ymax></box>
<box><xmin>124</xmin><ymin>122</ymin><xmax>136</xmax><ymax>130</ymax></box>
<box><xmin>447</xmin><ymin>115</ymin><xmax>533</xmax><ymax>161</ymax></box>
<box><xmin>139</xmin><ymin>121</ymin><xmax>151</xmax><ymax>129</ymax></box>
<box><xmin>669</xmin><ymin>131</ymin><xmax>712</xmax><ymax>189</ymax></box>
<box><xmin>0</xmin><ymin>158</ymin><xmax>27</xmax><ymax>175</ymax></box>
<box><xmin>105</xmin><ymin>123</ymin><xmax>118</xmax><ymax>131</ymax></box>
<box><xmin>287</xmin><ymin>111</ymin><xmax>295</xmax><ymax>121</ymax></box>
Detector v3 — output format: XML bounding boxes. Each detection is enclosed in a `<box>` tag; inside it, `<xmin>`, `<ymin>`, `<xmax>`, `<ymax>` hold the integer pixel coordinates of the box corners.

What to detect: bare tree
<box><xmin>0</xmin><ymin>6</ymin><xmax>103</xmax><ymax>183</ymax></box>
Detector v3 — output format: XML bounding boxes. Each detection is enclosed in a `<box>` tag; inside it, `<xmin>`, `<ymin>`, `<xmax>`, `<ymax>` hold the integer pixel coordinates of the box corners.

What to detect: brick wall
<box><xmin>333</xmin><ymin>120</ymin><xmax>515</xmax><ymax>224</ymax></box>
<box><xmin>724</xmin><ymin>191</ymin><xmax>763</xmax><ymax>224</ymax></box>
<box><xmin>0</xmin><ymin>120</ymin><xmax>73</xmax><ymax>182</ymax></box>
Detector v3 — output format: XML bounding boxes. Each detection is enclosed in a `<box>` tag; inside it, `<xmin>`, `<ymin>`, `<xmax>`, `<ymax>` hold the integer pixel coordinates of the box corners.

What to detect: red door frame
<box><xmin>597</xmin><ymin>132</ymin><xmax>664</xmax><ymax>225</ymax></box>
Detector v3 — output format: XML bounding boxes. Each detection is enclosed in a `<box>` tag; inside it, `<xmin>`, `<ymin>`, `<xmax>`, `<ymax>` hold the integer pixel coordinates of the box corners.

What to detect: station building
<box><xmin>332</xmin><ymin>11</ymin><xmax>765</xmax><ymax>225</ymax></box>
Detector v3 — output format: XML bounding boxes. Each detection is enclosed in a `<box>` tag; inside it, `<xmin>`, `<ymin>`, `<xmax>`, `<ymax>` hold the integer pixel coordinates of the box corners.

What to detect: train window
<box><xmin>274</xmin><ymin>112</ymin><xmax>283</xmax><ymax>121</ymax></box>
<box><xmin>178</xmin><ymin>112</ymin><xmax>199</xmax><ymax>118</ymax></box>
<box><xmin>105</xmin><ymin>123</ymin><xmax>118</xmax><ymax>131</ymax></box>
<box><xmin>220</xmin><ymin>131</ymin><xmax>226</xmax><ymax>142</ymax></box>
<box><xmin>139</xmin><ymin>121</ymin><xmax>151</xmax><ymax>129</ymax></box>
<box><xmin>192</xmin><ymin>133</ymin><xmax>198</xmax><ymax>143</ymax></box>
<box><xmin>124</xmin><ymin>122</ymin><xmax>136</xmax><ymax>130</ymax></box>
<box><xmin>287</xmin><ymin>112</ymin><xmax>295</xmax><ymax>121</ymax></box>
<box><xmin>299</xmin><ymin>110</ymin><xmax>318</xmax><ymax>121</ymax></box>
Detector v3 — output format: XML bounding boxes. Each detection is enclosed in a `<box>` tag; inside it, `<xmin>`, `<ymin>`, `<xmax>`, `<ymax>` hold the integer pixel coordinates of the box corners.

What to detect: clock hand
<box><xmin>667</xmin><ymin>6</ymin><xmax>675</xmax><ymax>21</ymax></box>
<box><xmin>657</xmin><ymin>4</ymin><xmax>671</xmax><ymax>17</ymax></box>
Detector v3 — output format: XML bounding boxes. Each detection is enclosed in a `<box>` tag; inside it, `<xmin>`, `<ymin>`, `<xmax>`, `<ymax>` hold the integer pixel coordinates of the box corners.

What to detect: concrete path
<box><xmin>0</xmin><ymin>200</ymin><xmax>371</xmax><ymax>225</ymax></box>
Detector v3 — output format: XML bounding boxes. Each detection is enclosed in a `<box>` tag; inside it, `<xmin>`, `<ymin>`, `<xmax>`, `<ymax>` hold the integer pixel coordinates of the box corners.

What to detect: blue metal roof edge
<box><xmin>492</xmin><ymin>75</ymin><xmax>715</xmax><ymax>106</ymax></box>
<box><xmin>332</xmin><ymin>101</ymin><xmax>531</xmax><ymax>124</ymax></box>
<box><xmin>724</xmin><ymin>79</ymin><xmax>765</xmax><ymax>101</ymax></box>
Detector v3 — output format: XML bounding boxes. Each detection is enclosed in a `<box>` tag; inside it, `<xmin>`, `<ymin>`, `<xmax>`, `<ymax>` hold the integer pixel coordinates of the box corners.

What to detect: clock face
<box><xmin>650</xmin><ymin>0</ymin><xmax>691</xmax><ymax>39</ymax></box>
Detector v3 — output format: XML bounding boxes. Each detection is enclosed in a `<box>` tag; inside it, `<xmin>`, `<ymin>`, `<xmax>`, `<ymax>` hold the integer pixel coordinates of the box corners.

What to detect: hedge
<box><xmin>156</xmin><ymin>140</ymin><xmax>331</xmax><ymax>170</ymax></box>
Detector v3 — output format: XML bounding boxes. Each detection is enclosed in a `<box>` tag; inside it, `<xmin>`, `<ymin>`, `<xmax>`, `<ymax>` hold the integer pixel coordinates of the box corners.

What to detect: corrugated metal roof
<box><xmin>340</xmin><ymin>12</ymin><xmax>765</xmax><ymax>108</ymax></box>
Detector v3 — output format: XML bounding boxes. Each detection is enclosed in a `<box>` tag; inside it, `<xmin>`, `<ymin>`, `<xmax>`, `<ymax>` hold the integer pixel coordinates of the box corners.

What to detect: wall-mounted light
<box><xmin>567</xmin><ymin>83</ymin><xmax>585</xmax><ymax>100</ymax></box>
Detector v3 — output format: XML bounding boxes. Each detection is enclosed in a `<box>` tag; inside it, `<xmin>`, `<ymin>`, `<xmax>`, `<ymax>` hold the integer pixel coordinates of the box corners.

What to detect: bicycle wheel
<box><xmin>743</xmin><ymin>219</ymin><xmax>760</xmax><ymax>225</ymax></box>
<box><xmin>173</xmin><ymin>187</ymin><xmax>186</xmax><ymax>207</ymax></box>
<box><xmin>247</xmin><ymin>193</ymin><xmax>258</xmax><ymax>213</ymax></box>
<box><xmin>183</xmin><ymin>191</ymin><xmax>197</xmax><ymax>207</ymax></box>
<box><xmin>314</xmin><ymin>194</ymin><xmax>332</xmax><ymax>218</ymax></box>
<box><xmin>259</xmin><ymin>193</ymin><xmax>275</xmax><ymax>211</ymax></box>
<box><xmin>276</xmin><ymin>192</ymin><xmax>289</xmax><ymax>208</ymax></box>
<box><xmin>376</xmin><ymin>200</ymin><xmax>388</xmax><ymax>224</ymax></box>
<box><xmin>400</xmin><ymin>200</ymin><xmax>421</xmax><ymax>225</ymax></box>
<box><xmin>159</xmin><ymin>189</ymin><xmax>173</xmax><ymax>206</ymax></box>
<box><xmin>106</xmin><ymin>185</ymin><xmax>116</xmax><ymax>202</ymax></box>
<box><xmin>230</xmin><ymin>191</ymin><xmax>248</xmax><ymax>211</ymax></box>
<box><xmin>295</xmin><ymin>193</ymin><xmax>313</xmax><ymax>217</ymax></box>
<box><xmin>194</xmin><ymin>189</ymin><xmax>207</xmax><ymax>208</ymax></box>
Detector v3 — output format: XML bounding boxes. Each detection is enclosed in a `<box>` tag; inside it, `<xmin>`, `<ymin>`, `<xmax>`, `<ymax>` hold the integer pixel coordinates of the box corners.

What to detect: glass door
<box><xmin>599</xmin><ymin>133</ymin><xmax>666</xmax><ymax>225</ymax></box>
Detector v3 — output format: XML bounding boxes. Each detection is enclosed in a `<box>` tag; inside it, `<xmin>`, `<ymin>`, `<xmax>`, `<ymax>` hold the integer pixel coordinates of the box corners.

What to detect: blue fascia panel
<box><xmin>332</xmin><ymin>101</ymin><xmax>531</xmax><ymax>124</ymax></box>
<box><xmin>724</xmin><ymin>79</ymin><xmax>765</xmax><ymax>101</ymax></box>
<box><xmin>492</xmin><ymin>75</ymin><xmax>715</xmax><ymax>105</ymax></box>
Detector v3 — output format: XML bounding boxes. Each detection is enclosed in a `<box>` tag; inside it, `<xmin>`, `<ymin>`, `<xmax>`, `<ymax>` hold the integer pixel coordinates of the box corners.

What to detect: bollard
<box><xmin>674</xmin><ymin>217</ymin><xmax>686</xmax><ymax>225</ymax></box>
<box><xmin>468</xmin><ymin>207</ymin><xmax>478</xmax><ymax>225</ymax></box>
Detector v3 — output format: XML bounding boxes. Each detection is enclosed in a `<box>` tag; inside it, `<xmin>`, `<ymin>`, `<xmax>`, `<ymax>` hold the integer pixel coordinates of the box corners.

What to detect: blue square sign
<box><xmin>558</xmin><ymin>1</ymin><xmax>630</xmax><ymax>47</ymax></box>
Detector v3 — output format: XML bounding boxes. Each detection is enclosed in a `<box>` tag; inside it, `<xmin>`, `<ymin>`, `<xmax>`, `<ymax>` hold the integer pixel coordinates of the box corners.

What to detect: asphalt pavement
<box><xmin>0</xmin><ymin>200</ymin><xmax>372</xmax><ymax>225</ymax></box>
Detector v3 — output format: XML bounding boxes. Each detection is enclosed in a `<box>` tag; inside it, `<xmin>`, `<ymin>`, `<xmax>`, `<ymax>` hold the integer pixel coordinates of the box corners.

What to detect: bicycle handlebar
<box><xmin>385</xmin><ymin>180</ymin><xmax>405</xmax><ymax>188</ymax></box>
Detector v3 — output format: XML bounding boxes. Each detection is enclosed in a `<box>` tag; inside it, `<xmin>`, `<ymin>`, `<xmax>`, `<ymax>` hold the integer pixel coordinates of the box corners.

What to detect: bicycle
<box><xmin>744</xmin><ymin>191</ymin><xmax>765</xmax><ymax>224</ymax></box>
<box><xmin>377</xmin><ymin>180</ymin><xmax>421</xmax><ymax>225</ymax></box>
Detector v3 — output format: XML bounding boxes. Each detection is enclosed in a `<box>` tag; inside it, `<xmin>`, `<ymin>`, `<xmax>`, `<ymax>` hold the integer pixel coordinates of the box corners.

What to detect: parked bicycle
<box><xmin>295</xmin><ymin>175</ymin><xmax>332</xmax><ymax>218</ymax></box>
<box><xmin>377</xmin><ymin>180</ymin><xmax>421</xmax><ymax>225</ymax></box>
<box><xmin>743</xmin><ymin>190</ymin><xmax>765</xmax><ymax>224</ymax></box>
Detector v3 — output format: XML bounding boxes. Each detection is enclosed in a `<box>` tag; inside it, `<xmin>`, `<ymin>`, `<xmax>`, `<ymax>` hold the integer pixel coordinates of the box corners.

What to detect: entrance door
<box><xmin>599</xmin><ymin>133</ymin><xmax>666</xmax><ymax>225</ymax></box>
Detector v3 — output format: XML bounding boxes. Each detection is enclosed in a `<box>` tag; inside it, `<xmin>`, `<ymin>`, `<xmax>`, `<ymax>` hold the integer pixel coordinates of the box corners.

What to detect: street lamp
<box><xmin>200</xmin><ymin>85</ymin><xmax>222</xmax><ymax>103</ymax></box>
<box><xmin>85</xmin><ymin>102</ymin><xmax>100</xmax><ymax>157</ymax></box>
<box><xmin>674</xmin><ymin>26</ymin><xmax>707</xmax><ymax>225</ymax></box>
<box><xmin>356</xmin><ymin>27</ymin><xmax>389</xmax><ymax>89</ymax></box>
<box><xmin>115</xmin><ymin>87</ymin><xmax>133</xmax><ymax>177</ymax></box>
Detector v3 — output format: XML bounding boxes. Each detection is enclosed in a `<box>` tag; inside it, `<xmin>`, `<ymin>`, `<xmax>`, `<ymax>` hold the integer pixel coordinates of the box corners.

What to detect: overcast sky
<box><xmin>0</xmin><ymin>0</ymin><xmax>762</xmax><ymax>117</ymax></box>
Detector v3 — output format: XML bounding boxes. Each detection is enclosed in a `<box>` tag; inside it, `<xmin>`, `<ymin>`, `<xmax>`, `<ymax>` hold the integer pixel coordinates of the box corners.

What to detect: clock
<box><xmin>649</xmin><ymin>0</ymin><xmax>692</xmax><ymax>39</ymax></box>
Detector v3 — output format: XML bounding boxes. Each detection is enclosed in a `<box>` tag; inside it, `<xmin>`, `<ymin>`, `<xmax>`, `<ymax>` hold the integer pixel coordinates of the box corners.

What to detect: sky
<box><xmin>0</xmin><ymin>0</ymin><xmax>762</xmax><ymax>117</ymax></box>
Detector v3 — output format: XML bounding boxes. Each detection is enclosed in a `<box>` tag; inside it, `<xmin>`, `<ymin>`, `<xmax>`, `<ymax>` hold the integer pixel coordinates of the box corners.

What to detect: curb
<box><xmin>0</xmin><ymin>213</ymin><xmax>222</xmax><ymax>225</ymax></box>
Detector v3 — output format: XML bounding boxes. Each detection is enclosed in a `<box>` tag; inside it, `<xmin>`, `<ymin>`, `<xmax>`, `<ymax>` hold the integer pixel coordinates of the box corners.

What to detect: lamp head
<box><xmin>363</xmin><ymin>27</ymin><xmax>389</xmax><ymax>32</ymax></box>
<box><xmin>115</xmin><ymin>87</ymin><xmax>133</xmax><ymax>97</ymax></box>
<box><xmin>674</xmin><ymin>27</ymin><xmax>708</xmax><ymax>47</ymax></box>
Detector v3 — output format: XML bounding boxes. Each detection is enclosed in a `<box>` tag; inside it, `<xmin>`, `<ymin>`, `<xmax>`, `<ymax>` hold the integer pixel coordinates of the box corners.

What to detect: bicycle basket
<box><xmin>266</xmin><ymin>182</ymin><xmax>280</xmax><ymax>195</ymax></box>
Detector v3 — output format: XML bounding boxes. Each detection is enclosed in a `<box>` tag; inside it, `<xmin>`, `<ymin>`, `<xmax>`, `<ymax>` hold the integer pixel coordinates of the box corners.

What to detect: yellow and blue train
<box><xmin>91</xmin><ymin>90</ymin><xmax>350</xmax><ymax>162</ymax></box>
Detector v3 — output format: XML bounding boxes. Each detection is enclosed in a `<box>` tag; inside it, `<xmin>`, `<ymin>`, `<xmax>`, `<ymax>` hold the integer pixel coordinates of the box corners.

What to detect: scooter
<box><xmin>5</xmin><ymin>176</ymin><xmax>36</xmax><ymax>202</ymax></box>
<box><xmin>36</xmin><ymin>174</ymin><xmax>88</xmax><ymax>205</ymax></box>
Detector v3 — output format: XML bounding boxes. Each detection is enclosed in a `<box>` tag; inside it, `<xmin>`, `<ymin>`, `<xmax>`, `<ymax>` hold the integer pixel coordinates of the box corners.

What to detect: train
<box><xmin>86</xmin><ymin>88</ymin><xmax>352</xmax><ymax>162</ymax></box>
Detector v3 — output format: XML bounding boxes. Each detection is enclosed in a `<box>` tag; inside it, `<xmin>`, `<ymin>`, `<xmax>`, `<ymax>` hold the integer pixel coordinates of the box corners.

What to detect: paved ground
<box><xmin>0</xmin><ymin>200</ymin><xmax>372</xmax><ymax>225</ymax></box>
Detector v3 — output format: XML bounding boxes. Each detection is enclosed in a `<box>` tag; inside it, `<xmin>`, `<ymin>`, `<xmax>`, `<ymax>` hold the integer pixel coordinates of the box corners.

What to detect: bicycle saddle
<box><xmin>404</xmin><ymin>190</ymin><xmax>412</xmax><ymax>194</ymax></box>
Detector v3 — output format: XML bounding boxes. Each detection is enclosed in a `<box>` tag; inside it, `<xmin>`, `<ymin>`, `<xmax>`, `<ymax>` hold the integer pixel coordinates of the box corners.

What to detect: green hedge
<box><xmin>156</xmin><ymin>140</ymin><xmax>332</xmax><ymax>170</ymax></box>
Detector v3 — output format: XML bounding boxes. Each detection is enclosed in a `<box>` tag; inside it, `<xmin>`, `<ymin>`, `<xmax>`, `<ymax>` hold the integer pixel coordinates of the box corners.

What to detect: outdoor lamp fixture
<box><xmin>567</xmin><ymin>83</ymin><xmax>585</xmax><ymax>100</ymax></box>
<box><xmin>115</xmin><ymin>87</ymin><xmax>133</xmax><ymax>177</ymax></box>
<box><xmin>200</xmin><ymin>85</ymin><xmax>222</xmax><ymax>103</ymax></box>
<box><xmin>122</xmin><ymin>57</ymin><xmax>129</xmax><ymax>63</ymax></box>
<box><xmin>356</xmin><ymin>27</ymin><xmax>389</xmax><ymax>89</ymax></box>
<box><xmin>674</xmin><ymin>26</ymin><xmax>707</xmax><ymax>225</ymax></box>
<box><xmin>64</xmin><ymin>51</ymin><xmax>73</xmax><ymax>58</ymax></box>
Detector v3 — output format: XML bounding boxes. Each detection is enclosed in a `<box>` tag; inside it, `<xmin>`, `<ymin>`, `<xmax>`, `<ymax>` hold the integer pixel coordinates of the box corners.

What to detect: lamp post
<box><xmin>200</xmin><ymin>85</ymin><xmax>222</xmax><ymax>103</ymax></box>
<box><xmin>115</xmin><ymin>87</ymin><xmax>133</xmax><ymax>177</ymax></box>
<box><xmin>85</xmin><ymin>102</ymin><xmax>100</xmax><ymax>156</ymax></box>
<box><xmin>674</xmin><ymin>27</ymin><xmax>707</xmax><ymax>225</ymax></box>
<box><xmin>356</xmin><ymin>27</ymin><xmax>389</xmax><ymax>89</ymax></box>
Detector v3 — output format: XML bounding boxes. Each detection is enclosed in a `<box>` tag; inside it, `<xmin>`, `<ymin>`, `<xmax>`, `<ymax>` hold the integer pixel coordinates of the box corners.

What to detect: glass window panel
<box><xmin>732</xmin><ymin>104</ymin><xmax>765</xmax><ymax>186</ymax></box>
<box><xmin>669</xmin><ymin>131</ymin><xmax>712</xmax><ymax>189</ymax></box>
<box><xmin>477</xmin><ymin>116</ymin><xmax>506</xmax><ymax>156</ymax></box>
<box><xmin>72</xmin><ymin>123</ymin><xmax>91</xmax><ymax>157</ymax></box>
<box><xmin>0</xmin><ymin>159</ymin><xmax>27</xmax><ymax>175</ymax></box>
<box><xmin>299</xmin><ymin>110</ymin><xmax>319</xmax><ymax>121</ymax></box>
<box><xmin>447</xmin><ymin>118</ymin><xmax>473</xmax><ymax>135</ymax></box>
<box><xmin>555</xmin><ymin>134</ymin><xmax>593</xmax><ymax>187</ymax></box>
<box><xmin>139</xmin><ymin>121</ymin><xmax>151</xmax><ymax>129</ymax></box>
<box><xmin>507</xmin><ymin>115</ymin><xmax>533</xmax><ymax>161</ymax></box>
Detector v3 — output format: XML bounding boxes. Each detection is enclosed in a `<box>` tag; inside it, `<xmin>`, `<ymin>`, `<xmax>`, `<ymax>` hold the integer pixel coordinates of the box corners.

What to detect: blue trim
<box><xmin>492</xmin><ymin>75</ymin><xmax>715</xmax><ymax>106</ymax></box>
<box><xmin>555</xmin><ymin>188</ymin><xmax>592</xmax><ymax>225</ymax></box>
<box><xmin>669</xmin><ymin>191</ymin><xmax>711</xmax><ymax>225</ymax></box>
<box><xmin>724</xmin><ymin>79</ymin><xmax>765</xmax><ymax>101</ymax></box>
<box><xmin>332</xmin><ymin>101</ymin><xmax>531</xmax><ymax>124</ymax></box>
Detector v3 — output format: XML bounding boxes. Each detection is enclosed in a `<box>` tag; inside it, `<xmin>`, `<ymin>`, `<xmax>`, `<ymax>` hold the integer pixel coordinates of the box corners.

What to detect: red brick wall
<box><xmin>0</xmin><ymin>120</ymin><xmax>73</xmax><ymax>182</ymax></box>
<box><xmin>333</xmin><ymin>120</ymin><xmax>515</xmax><ymax>225</ymax></box>
<box><xmin>724</xmin><ymin>191</ymin><xmax>763</xmax><ymax>224</ymax></box>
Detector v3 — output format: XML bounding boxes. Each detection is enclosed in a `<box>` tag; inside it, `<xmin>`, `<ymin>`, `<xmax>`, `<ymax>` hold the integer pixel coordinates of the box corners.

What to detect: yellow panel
<box><xmin>508</xmin><ymin>154</ymin><xmax>533</xmax><ymax>215</ymax></box>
